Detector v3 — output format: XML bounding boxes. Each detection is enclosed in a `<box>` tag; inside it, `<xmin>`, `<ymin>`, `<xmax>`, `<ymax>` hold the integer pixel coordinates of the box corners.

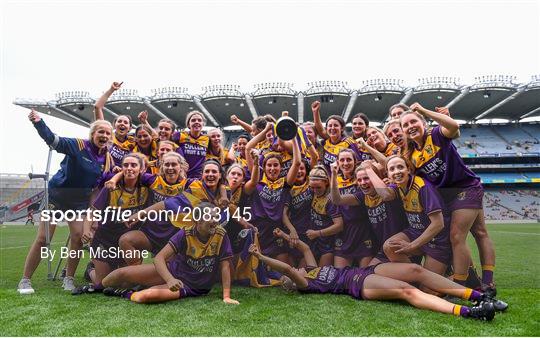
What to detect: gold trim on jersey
<box><xmin>261</xmin><ymin>175</ymin><xmax>286</xmax><ymax>191</ymax></box>
<box><xmin>312</xmin><ymin>194</ymin><xmax>329</xmax><ymax>215</ymax></box>
<box><xmin>306</xmin><ymin>267</ymin><xmax>322</xmax><ymax>279</ymax></box>
<box><xmin>384</xmin><ymin>142</ymin><xmax>400</xmax><ymax>156</ymax></box>
<box><xmin>184</xmin><ymin>225</ymin><xmax>227</xmax><ymax>258</ymax></box>
<box><xmin>337</xmin><ymin>175</ymin><xmax>356</xmax><ymax>189</ymax></box>
<box><xmin>255</xmin><ymin>139</ymin><xmax>271</xmax><ymax>150</ymax></box>
<box><xmin>206</xmin><ymin>147</ymin><xmax>229</xmax><ymax>165</ymax></box>
<box><xmin>364</xmin><ymin>193</ymin><xmax>384</xmax><ymax>208</ymax></box>
<box><xmin>113</xmin><ymin>134</ymin><xmax>136</xmax><ymax>150</ymax></box>
<box><xmin>150</xmin><ymin>176</ymin><xmax>186</xmax><ymax>197</ymax></box>
<box><xmin>290</xmin><ymin>180</ymin><xmax>310</xmax><ymax>197</ymax></box>
<box><xmin>229</xmin><ymin>185</ymin><xmax>243</xmax><ymax>211</ymax></box>
<box><xmin>178</xmin><ymin>131</ymin><xmax>210</xmax><ymax>148</ymax></box>
<box><xmin>411</xmin><ymin>131</ymin><xmax>441</xmax><ymax>168</ymax></box>
<box><xmin>398</xmin><ymin>176</ymin><xmax>426</xmax><ymax>213</ymax></box>
<box><xmin>323</xmin><ymin>137</ymin><xmax>354</xmax><ymax>156</ymax></box>
<box><xmin>133</xmin><ymin>139</ymin><xmax>159</xmax><ymax>161</ymax></box>
<box><xmin>108</xmin><ymin>186</ymin><xmax>149</xmax><ymax>208</ymax></box>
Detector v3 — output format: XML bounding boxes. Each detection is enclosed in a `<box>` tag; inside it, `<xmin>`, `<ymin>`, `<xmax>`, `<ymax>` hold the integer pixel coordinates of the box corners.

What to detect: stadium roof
<box><xmin>13</xmin><ymin>75</ymin><xmax>540</xmax><ymax>128</ymax></box>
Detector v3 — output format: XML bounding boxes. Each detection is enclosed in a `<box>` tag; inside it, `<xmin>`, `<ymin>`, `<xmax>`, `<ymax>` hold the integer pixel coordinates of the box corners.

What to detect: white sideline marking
<box><xmin>490</xmin><ymin>230</ymin><xmax>540</xmax><ymax>236</ymax></box>
<box><xmin>0</xmin><ymin>242</ymin><xmax>64</xmax><ymax>250</ymax></box>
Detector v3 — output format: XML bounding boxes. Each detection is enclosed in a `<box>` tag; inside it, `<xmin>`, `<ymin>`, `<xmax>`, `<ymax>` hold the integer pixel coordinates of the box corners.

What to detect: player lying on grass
<box><xmin>100</xmin><ymin>202</ymin><xmax>239</xmax><ymax>304</ymax></box>
<box><xmin>250</xmin><ymin>229</ymin><xmax>507</xmax><ymax>321</ymax></box>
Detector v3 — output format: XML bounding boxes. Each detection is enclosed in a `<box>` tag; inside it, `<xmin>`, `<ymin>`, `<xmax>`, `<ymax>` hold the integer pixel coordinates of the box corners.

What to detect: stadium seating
<box><xmin>484</xmin><ymin>189</ymin><xmax>539</xmax><ymax>220</ymax></box>
<box><xmin>455</xmin><ymin>124</ymin><xmax>540</xmax><ymax>156</ymax></box>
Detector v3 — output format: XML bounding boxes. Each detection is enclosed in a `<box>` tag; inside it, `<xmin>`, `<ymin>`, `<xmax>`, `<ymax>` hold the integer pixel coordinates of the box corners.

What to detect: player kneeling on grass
<box><xmin>252</xmin><ymin>229</ymin><xmax>507</xmax><ymax>321</ymax></box>
<box><xmin>101</xmin><ymin>202</ymin><xmax>239</xmax><ymax>304</ymax></box>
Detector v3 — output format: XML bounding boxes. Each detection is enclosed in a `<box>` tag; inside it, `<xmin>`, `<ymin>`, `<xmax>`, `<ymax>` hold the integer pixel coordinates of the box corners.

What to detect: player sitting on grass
<box><xmin>248</xmin><ymin>228</ymin><xmax>507</xmax><ymax>321</ymax></box>
<box><xmin>100</xmin><ymin>202</ymin><xmax>239</xmax><ymax>304</ymax></box>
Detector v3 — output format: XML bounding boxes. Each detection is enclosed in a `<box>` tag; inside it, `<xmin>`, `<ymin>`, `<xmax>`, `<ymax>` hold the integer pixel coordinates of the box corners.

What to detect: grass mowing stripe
<box><xmin>490</xmin><ymin>230</ymin><xmax>540</xmax><ymax>236</ymax></box>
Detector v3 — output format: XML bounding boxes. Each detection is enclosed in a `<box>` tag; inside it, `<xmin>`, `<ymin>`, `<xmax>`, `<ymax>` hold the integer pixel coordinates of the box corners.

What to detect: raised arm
<box><xmin>311</xmin><ymin>101</ymin><xmax>329</xmax><ymax>140</ymax></box>
<box><xmin>329</xmin><ymin>163</ymin><xmax>358</xmax><ymax>206</ymax></box>
<box><xmin>357</xmin><ymin>137</ymin><xmax>387</xmax><ymax>165</ymax></box>
<box><xmin>286</xmin><ymin>137</ymin><xmax>302</xmax><ymax>186</ymax></box>
<box><xmin>248</xmin><ymin>244</ymin><xmax>308</xmax><ymax>289</ymax></box>
<box><xmin>230</xmin><ymin>115</ymin><xmax>253</xmax><ymax>134</ymax></box>
<box><xmin>245</xmin><ymin>122</ymin><xmax>272</xmax><ymax>172</ymax></box>
<box><xmin>29</xmin><ymin>110</ymin><xmax>81</xmax><ymax>156</ymax></box>
<box><xmin>307</xmin><ymin>144</ymin><xmax>319</xmax><ymax>168</ymax></box>
<box><xmin>225</xmin><ymin>146</ymin><xmax>236</xmax><ymax>164</ymax></box>
<box><xmin>411</xmin><ymin>102</ymin><xmax>459</xmax><ymax>139</ymax></box>
<box><xmin>363</xmin><ymin>162</ymin><xmax>396</xmax><ymax>201</ymax></box>
<box><xmin>94</xmin><ymin>82</ymin><xmax>122</xmax><ymax>121</ymax></box>
<box><xmin>138</xmin><ymin>111</ymin><xmax>158</xmax><ymax>138</ymax></box>
<box><xmin>243</xmin><ymin>149</ymin><xmax>260</xmax><ymax>195</ymax></box>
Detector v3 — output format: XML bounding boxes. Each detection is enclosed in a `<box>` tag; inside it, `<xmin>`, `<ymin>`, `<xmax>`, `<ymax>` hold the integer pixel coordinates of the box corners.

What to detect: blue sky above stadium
<box><xmin>1</xmin><ymin>0</ymin><xmax>539</xmax><ymax>174</ymax></box>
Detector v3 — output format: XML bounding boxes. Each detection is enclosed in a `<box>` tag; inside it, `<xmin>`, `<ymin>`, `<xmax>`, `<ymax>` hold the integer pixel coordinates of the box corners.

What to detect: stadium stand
<box><xmin>0</xmin><ymin>174</ymin><xmax>44</xmax><ymax>222</ymax></box>
<box><xmin>484</xmin><ymin>189</ymin><xmax>539</xmax><ymax>220</ymax></box>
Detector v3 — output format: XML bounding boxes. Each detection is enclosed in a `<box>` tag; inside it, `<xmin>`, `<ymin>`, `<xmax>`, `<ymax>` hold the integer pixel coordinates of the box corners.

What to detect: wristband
<box><xmin>319</xmin><ymin>230</ymin><xmax>323</xmax><ymax>238</ymax></box>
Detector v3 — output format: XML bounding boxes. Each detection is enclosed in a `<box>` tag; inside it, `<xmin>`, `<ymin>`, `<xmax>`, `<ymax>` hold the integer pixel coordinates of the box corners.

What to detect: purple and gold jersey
<box><xmin>384</xmin><ymin>142</ymin><xmax>400</xmax><ymax>156</ymax></box>
<box><xmin>334</xmin><ymin>176</ymin><xmax>374</xmax><ymax>258</ymax></box>
<box><xmin>140</xmin><ymin>173</ymin><xmax>189</xmax><ymax>205</ymax></box>
<box><xmin>91</xmin><ymin>185</ymin><xmax>149</xmax><ymax>254</ymax></box>
<box><xmin>163</xmin><ymin>191</ymin><xmax>204</xmax><ymax>229</ymax></box>
<box><xmin>133</xmin><ymin>138</ymin><xmax>159</xmax><ymax>162</ymax></box>
<box><xmin>229</xmin><ymin>184</ymin><xmax>247</xmax><ymax>213</ymax></box>
<box><xmin>167</xmin><ymin>226</ymin><xmax>233</xmax><ymax>293</ymax></box>
<box><xmin>109</xmin><ymin>134</ymin><xmax>136</xmax><ymax>167</ymax></box>
<box><xmin>137</xmin><ymin>174</ymin><xmax>189</xmax><ymax>253</ymax></box>
<box><xmin>336</xmin><ymin>175</ymin><xmax>360</xmax><ymax>224</ymax></box>
<box><xmin>300</xmin><ymin>265</ymin><xmax>376</xmax><ymax>299</ymax></box>
<box><xmin>321</xmin><ymin>137</ymin><xmax>360</xmax><ymax>171</ymax></box>
<box><xmin>354</xmin><ymin>191</ymin><xmax>407</xmax><ymax>248</ymax></box>
<box><xmin>354</xmin><ymin>144</ymin><xmax>372</xmax><ymax>162</ymax></box>
<box><xmin>90</xmin><ymin>184</ymin><xmax>148</xmax><ymax>264</ymax></box>
<box><xmin>311</xmin><ymin>194</ymin><xmax>340</xmax><ymax>231</ymax></box>
<box><xmin>206</xmin><ymin>147</ymin><xmax>230</xmax><ymax>166</ymax></box>
<box><xmin>255</xmin><ymin>139</ymin><xmax>272</xmax><ymax>152</ymax></box>
<box><xmin>251</xmin><ymin>176</ymin><xmax>290</xmax><ymax>222</ymax></box>
<box><xmin>411</xmin><ymin>126</ymin><xmax>479</xmax><ymax>189</ymax></box>
<box><xmin>185</xmin><ymin>180</ymin><xmax>230</xmax><ymax>206</ymax></box>
<box><xmin>92</xmin><ymin>185</ymin><xmax>149</xmax><ymax>224</ymax></box>
<box><xmin>286</xmin><ymin>180</ymin><xmax>313</xmax><ymax>235</ymax></box>
<box><xmin>235</xmin><ymin>155</ymin><xmax>251</xmax><ymax>180</ymax></box>
<box><xmin>174</xmin><ymin>131</ymin><xmax>210</xmax><ymax>179</ymax></box>
<box><xmin>396</xmin><ymin>176</ymin><xmax>445</xmax><ymax>231</ymax></box>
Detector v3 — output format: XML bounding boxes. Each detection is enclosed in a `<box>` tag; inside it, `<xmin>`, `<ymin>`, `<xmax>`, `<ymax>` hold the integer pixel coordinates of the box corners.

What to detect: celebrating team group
<box><xmin>17</xmin><ymin>82</ymin><xmax>508</xmax><ymax>321</ymax></box>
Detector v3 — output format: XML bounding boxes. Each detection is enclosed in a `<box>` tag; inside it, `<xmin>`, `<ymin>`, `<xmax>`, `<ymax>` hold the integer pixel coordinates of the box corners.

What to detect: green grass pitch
<box><xmin>1</xmin><ymin>223</ymin><xmax>539</xmax><ymax>336</ymax></box>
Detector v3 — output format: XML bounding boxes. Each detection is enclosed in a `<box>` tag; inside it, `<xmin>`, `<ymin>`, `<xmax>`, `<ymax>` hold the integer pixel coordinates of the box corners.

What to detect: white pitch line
<box><xmin>0</xmin><ymin>241</ymin><xmax>64</xmax><ymax>250</ymax></box>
